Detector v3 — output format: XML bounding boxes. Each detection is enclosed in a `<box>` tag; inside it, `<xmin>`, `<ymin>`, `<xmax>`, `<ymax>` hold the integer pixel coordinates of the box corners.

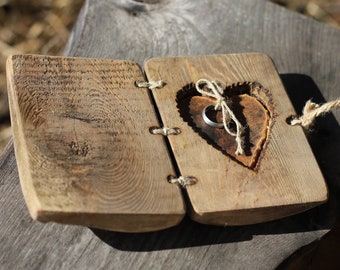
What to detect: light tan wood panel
<box><xmin>7</xmin><ymin>54</ymin><xmax>185</xmax><ymax>232</ymax></box>
<box><xmin>144</xmin><ymin>53</ymin><xmax>328</xmax><ymax>225</ymax></box>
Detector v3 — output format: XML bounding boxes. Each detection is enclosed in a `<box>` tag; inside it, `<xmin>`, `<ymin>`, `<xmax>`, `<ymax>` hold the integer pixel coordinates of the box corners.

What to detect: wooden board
<box><xmin>145</xmin><ymin>53</ymin><xmax>328</xmax><ymax>225</ymax></box>
<box><xmin>7</xmin><ymin>54</ymin><xmax>185</xmax><ymax>232</ymax></box>
<box><xmin>1</xmin><ymin>0</ymin><xmax>339</xmax><ymax>269</ymax></box>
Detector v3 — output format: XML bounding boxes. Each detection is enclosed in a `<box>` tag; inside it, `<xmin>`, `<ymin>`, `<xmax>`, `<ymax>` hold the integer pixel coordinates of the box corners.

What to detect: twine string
<box><xmin>195</xmin><ymin>79</ymin><xmax>244</xmax><ymax>155</ymax></box>
<box><xmin>290</xmin><ymin>99</ymin><xmax>340</xmax><ymax>128</ymax></box>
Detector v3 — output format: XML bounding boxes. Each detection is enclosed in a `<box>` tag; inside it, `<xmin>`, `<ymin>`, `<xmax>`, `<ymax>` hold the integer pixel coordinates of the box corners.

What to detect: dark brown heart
<box><xmin>176</xmin><ymin>82</ymin><xmax>274</xmax><ymax>170</ymax></box>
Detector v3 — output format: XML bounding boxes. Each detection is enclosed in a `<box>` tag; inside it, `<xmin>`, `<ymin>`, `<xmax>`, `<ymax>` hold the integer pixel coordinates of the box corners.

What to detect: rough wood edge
<box><xmin>6</xmin><ymin>55</ymin><xmax>42</xmax><ymax>219</ymax></box>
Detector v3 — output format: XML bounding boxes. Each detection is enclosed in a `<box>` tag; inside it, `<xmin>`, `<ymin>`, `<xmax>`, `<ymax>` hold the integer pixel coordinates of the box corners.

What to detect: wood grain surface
<box><xmin>7</xmin><ymin>54</ymin><xmax>185</xmax><ymax>232</ymax></box>
<box><xmin>1</xmin><ymin>0</ymin><xmax>339</xmax><ymax>269</ymax></box>
<box><xmin>145</xmin><ymin>53</ymin><xmax>327</xmax><ymax>225</ymax></box>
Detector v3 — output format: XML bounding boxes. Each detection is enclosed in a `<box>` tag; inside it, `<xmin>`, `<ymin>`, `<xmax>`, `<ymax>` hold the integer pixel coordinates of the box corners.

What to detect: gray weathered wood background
<box><xmin>1</xmin><ymin>0</ymin><xmax>339</xmax><ymax>269</ymax></box>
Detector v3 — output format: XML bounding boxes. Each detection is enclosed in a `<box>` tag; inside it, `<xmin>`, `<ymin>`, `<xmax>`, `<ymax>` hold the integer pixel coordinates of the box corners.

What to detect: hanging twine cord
<box><xmin>290</xmin><ymin>99</ymin><xmax>340</xmax><ymax>128</ymax></box>
<box><xmin>195</xmin><ymin>79</ymin><xmax>244</xmax><ymax>155</ymax></box>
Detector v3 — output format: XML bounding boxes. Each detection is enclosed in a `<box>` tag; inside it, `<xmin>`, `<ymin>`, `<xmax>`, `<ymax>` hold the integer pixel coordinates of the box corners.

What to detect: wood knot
<box><xmin>69</xmin><ymin>141</ymin><xmax>89</xmax><ymax>157</ymax></box>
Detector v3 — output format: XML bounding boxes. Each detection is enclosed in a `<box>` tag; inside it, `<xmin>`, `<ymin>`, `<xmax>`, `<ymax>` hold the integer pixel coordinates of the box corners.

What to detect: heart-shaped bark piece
<box><xmin>177</xmin><ymin>82</ymin><xmax>274</xmax><ymax>170</ymax></box>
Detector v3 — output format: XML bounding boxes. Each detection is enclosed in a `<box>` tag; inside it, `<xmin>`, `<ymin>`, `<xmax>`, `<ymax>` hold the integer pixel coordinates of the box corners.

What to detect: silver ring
<box><xmin>202</xmin><ymin>105</ymin><xmax>224</xmax><ymax>128</ymax></box>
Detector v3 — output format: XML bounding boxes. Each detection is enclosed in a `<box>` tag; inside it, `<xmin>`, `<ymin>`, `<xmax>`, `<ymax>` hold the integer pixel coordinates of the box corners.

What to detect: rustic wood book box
<box><xmin>7</xmin><ymin>53</ymin><xmax>328</xmax><ymax>232</ymax></box>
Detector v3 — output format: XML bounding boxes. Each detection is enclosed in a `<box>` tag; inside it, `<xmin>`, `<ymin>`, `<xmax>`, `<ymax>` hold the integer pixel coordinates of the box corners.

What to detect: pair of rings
<box><xmin>202</xmin><ymin>105</ymin><xmax>224</xmax><ymax>128</ymax></box>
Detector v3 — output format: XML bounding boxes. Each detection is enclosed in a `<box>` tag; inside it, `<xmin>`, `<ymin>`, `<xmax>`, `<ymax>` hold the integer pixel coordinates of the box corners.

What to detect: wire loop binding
<box><xmin>168</xmin><ymin>175</ymin><xmax>197</xmax><ymax>188</ymax></box>
<box><xmin>149</xmin><ymin>126</ymin><xmax>181</xmax><ymax>136</ymax></box>
<box><xmin>135</xmin><ymin>80</ymin><xmax>165</xmax><ymax>90</ymax></box>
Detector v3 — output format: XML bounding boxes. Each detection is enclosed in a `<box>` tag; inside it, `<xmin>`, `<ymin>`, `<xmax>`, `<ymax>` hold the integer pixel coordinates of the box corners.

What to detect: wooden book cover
<box><xmin>7</xmin><ymin>54</ymin><xmax>328</xmax><ymax>232</ymax></box>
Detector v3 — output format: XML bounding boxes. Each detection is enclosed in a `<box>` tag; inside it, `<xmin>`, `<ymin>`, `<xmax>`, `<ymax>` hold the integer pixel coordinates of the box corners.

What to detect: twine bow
<box><xmin>195</xmin><ymin>79</ymin><xmax>244</xmax><ymax>155</ymax></box>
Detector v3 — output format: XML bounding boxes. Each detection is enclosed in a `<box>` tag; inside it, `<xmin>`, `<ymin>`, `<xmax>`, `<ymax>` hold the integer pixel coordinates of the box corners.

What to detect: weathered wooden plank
<box><xmin>1</xmin><ymin>0</ymin><xmax>339</xmax><ymax>269</ymax></box>
<box><xmin>145</xmin><ymin>53</ymin><xmax>327</xmax><ymax>225</ymax></box>
<box><xmin>7</xmin><ymin>54</ymin><xmax>185</xmax><ymax>232</ymax></box>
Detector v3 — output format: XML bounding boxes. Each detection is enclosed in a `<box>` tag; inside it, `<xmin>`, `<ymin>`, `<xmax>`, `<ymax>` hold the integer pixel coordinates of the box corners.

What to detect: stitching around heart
<box><xmin>176</xmin><ymin>81</ymin><xmax>275</xmax><ymax>171</ymax></box>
